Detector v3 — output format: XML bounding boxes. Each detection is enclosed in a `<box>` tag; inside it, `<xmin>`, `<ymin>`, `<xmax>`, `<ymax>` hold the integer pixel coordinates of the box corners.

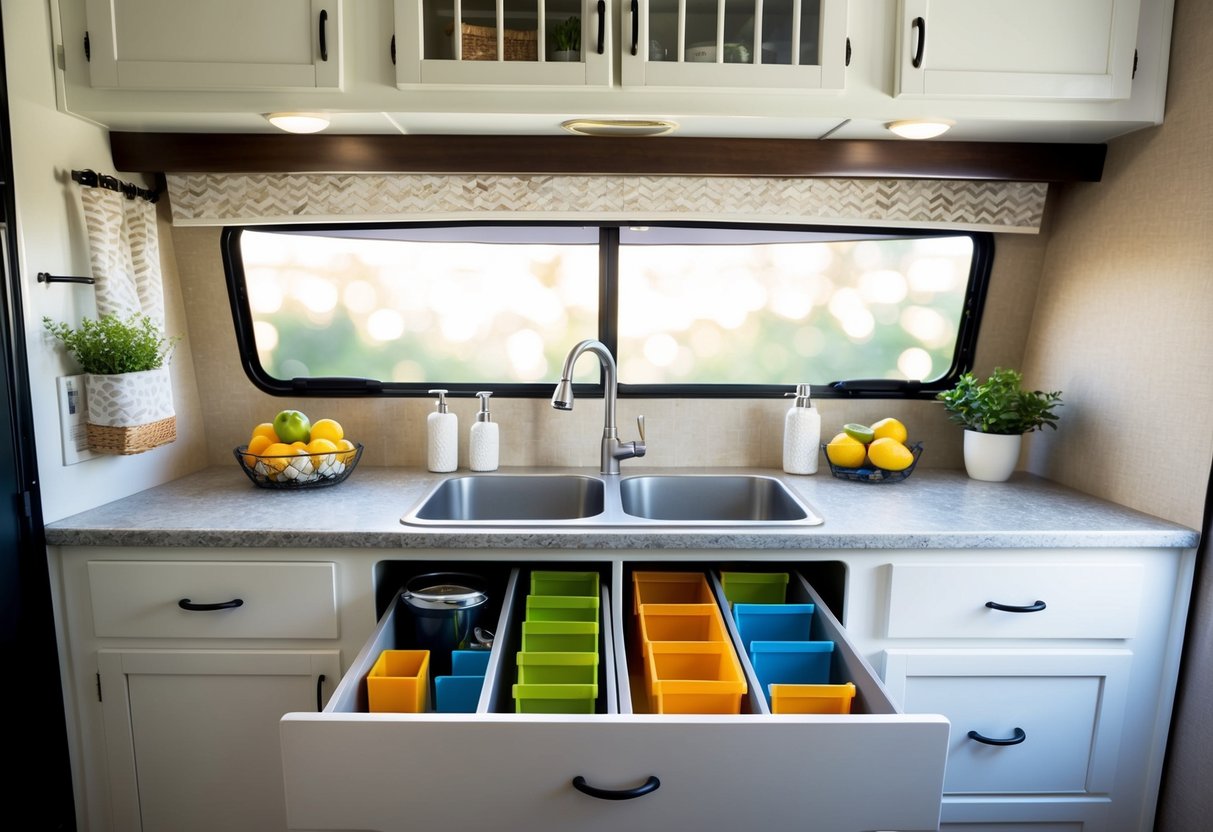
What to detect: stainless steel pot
<box><xmin>400</xmin><ymin>572</ymin><xmax>489</xmax><ymax>655</ymax></box>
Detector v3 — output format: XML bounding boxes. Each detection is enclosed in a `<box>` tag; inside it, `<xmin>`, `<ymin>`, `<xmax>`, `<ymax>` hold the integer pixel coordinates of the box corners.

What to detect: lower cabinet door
<box><xmin>281</xmin><ymin>565</ymin><xmax>950</xmax><ymax>832</ymax></box>
<box><xmin>883</xmin><ymin>649</ymin><xmax>1132</xmax><ymax>795</ymax></box>
<box><xmin>99</xmin><ymin>648</ymin><xmax>340</xmax><ymax>832</ymax></box>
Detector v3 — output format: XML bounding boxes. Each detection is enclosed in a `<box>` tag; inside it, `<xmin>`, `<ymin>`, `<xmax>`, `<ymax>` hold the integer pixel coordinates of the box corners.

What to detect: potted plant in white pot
<box><xmin>936</xmin><ymin>367</ymin><xmax>1063</xmax><ymax>482</ymax></box>
<box><xmin>44</xmin><ymin>312</ymin><xmax>180</xmax><ymax>454</ymax></box>
<box><xmin>551</xmin><ymin>16</ymin><xmax>580</xmax><ymax>61</ymax></box>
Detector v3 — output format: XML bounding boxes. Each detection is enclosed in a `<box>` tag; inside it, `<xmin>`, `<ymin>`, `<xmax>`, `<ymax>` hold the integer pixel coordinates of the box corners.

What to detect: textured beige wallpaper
<box><xmin>170</xmin><ymin>225</ymin><xmax>1044</xmax><ymax>472</ymax></box>
<box><xmin>1021</xmin><ymin>1</ymin><xmax>1213</xmax><ymax>532</ymax></box>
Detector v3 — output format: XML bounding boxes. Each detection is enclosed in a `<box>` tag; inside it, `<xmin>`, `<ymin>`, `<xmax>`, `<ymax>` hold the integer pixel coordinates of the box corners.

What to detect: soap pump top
<box><xmin>782</xmin><ymin>383</ymin><xmax>820</xmax><ymax>476</ymax></box>
<box><xmin>430</xmin><ymin>388</ymin><xmax>450</xmax><ymax>413</ymax></box>
<box><xmin>474</xmin><ymin>390</ymin><xmax>493</xmax><ymax>422</ymax></box>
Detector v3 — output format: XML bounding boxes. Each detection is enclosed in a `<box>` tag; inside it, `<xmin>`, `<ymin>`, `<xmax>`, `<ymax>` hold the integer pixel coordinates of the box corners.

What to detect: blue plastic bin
<box><xmin>434</xmin><ymin>673</ymin><xmax>485</xmax><ymax>713</ymax></box>
<box><xmin>451</xmin><ymin>649</ymin><xmax>491</xmax><ymax>676</ymax></box>
<box><xmin>749</xmin><ymin>640</ymin><xmax>835</xmax><ymax>701</ymax></box>
<box><xmin>733</xmin><ymin>603</ymin><xmax>815</xmax><ymax>651</ymax></box>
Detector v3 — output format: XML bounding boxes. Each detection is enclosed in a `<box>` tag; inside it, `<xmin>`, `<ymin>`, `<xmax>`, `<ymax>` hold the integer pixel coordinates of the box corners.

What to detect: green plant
<box><xmin>936</xmin><ymin>368</ymin><xmax>1062</xmax><ymax>435</ymax></box>
<box><xmin>553</xmin><ymin>16</ymin><xmax>580</xmax><ymax>52</ymax></box>
<box><xmin>43</xmin><ymin>312</ymin><xmax>179</xmax><ymax>375</ymax></box>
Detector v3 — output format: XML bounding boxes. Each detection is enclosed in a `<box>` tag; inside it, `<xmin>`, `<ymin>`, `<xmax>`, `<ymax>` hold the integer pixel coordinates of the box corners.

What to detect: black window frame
<box><xmin>221</xmin><ymin>221</ymin><xmax>993</xmax><ymax>400</ymax></box>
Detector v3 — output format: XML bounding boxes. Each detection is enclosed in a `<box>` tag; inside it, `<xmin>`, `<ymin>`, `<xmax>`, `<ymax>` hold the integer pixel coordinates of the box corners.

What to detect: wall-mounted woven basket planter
<box><xmin>85</xmin><ymin>367</ymin><xmax>176</xmax><ymax>454</ymax></box>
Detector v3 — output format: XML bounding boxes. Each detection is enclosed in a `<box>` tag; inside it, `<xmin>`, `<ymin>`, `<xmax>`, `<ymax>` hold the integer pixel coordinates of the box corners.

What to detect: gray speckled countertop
<box><xmin>44</xmin><ymin>466</ymin><xmax>1200</xmax><ymax>550</ymax></box>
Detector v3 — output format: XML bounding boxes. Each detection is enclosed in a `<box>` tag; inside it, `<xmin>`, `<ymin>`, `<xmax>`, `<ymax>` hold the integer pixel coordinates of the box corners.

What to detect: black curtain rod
<box><xmin>71</xmin><ymin>168</ymin><xmax>159</xmax><ymax>203</ymax></box>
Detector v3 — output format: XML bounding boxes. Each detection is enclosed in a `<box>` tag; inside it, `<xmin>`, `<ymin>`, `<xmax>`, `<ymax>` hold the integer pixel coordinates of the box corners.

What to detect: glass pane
<box><xmin>684</xmin><ymin>0</ymin><xmax>720</xmax><ymax>61</ymax></box>
<box><xmin>545</xmin><ymin>0</ymin><xmax>584</xmax><ymax>61</ymax></box>
<box><xmin>797</xmin><ymin>0</ymin><xmax>821</xmax><ymax>66</ymax></box>
<box><xmin>616</xmin><ymin>227</ymin><xmax>975</xmax><ymax>385</ymax></box>
<box><xmin>760</xmin><ymin>0</ymin><xmax>796</xmax><ymax>65</ymax></box>
<box><xmin>647</xmin><ymin>0</ymin><xmax>679</xmax><ymax>60</ymax></box>
<box><xmin>238</xmin><ymin>227</ymin><xmax>600</xmax><ymax>384</ymax></box>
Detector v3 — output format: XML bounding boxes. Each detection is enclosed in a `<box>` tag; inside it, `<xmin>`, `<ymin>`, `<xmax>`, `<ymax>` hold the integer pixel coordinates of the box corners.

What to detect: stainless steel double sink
<box><xmin>401</xmin><ymin>472</ymin><xmax>823</xmax><ymax>527</ymax></box>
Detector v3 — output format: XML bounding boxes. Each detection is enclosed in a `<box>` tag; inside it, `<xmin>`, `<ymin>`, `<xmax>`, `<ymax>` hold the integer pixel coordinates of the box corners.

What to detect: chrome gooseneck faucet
<box><xmin>551</xmin><ymin>339</ymin><xmax>646</xmax><ymax>475</ymax></box>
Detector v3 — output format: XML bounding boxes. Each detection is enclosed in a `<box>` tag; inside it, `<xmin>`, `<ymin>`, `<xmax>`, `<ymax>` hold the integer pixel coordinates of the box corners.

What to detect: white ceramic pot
<box><xmin>86</xmin><ymin>367</ymin><xmax>175</xmax><ymax>428</ymax></box>
<box><xmin>963</xmin><ymin>430</ymin><xmax>1022</xmax><ymax>482</ymax></box>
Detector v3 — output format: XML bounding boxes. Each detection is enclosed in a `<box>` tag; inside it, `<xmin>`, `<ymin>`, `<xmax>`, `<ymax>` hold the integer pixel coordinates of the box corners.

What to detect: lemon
<box><xmin>310</xmin><ymin>418</ymin><xmax>344</xmax><ymax>444</ymax></box>
<box><xmin>242</xmin><ymin>434</ymin><xmax>274</xmax><ymax>467</ymax></box>
<box><xmin>867</xmin><ymin>437</ymin><xmax>914</xmax><ymax>471</ymax></box>
<box><xmin>826</xmin><ymin>433</ymin><xmax>867</xmax><ymax>468</ymax></box>
<box><xmin>843</xmin><ymin>423</ymin><xmax>876</xmax><ymax>443</ymax></box>
<box><xmin>871</xmin><ymin>417</ymin><xmax>908</xmax><ymax>444</ymax></box>
<box><xmin>306</xmin><ymin>438</ymin><xmax>339</xmax><ymax>475</ymax></box>
<box><xmin>336</xmin><ymin>438</ymin><xmax>358</xmax><ymax>465</ymax></box>
<box><xmin>259</xmin><ymin>442</ymin><xmax>296</xmax><ymax>475</ymax></box>
<box><xmin>251</xmin><ymin>422</ymin><xmax>279</xmax><ymax>443</ymax></box>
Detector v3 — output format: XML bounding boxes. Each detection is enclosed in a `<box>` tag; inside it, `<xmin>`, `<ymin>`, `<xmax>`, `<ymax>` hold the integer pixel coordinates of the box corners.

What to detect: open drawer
<box><xmin>281</xmin><ymin>562</ymin><xmax>950</xmax><ymax>832</ymax></box>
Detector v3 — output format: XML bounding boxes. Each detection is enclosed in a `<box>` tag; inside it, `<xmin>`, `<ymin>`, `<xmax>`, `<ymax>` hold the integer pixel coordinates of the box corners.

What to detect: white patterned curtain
<box><xmin>79</xmin><ymin>187</ymin><xmax>165</xmax><ymax>324</ymax></box>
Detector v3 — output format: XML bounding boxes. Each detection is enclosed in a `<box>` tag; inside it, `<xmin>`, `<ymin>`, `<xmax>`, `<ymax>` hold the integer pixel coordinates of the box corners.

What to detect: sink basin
<box><xmin>619</xmin><ymin>475</ymin><xmax>818</xmax><ymax>523</ymax></box>
<box><xmin>403</xmin><ymin>475</ymin><xmax>605</xmax><ymax>525</ymax></box>
<box><xmin>402</xmin><ymin>472</ymin><xmax>821</xmax><ymax>527</ymax></box>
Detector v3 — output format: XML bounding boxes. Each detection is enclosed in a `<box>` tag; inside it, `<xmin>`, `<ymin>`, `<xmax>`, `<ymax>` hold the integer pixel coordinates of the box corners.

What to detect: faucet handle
<box><xmin>636</xmin><ymin>415</ymin><xmax>645</xmax><ymax>442</ymax></box>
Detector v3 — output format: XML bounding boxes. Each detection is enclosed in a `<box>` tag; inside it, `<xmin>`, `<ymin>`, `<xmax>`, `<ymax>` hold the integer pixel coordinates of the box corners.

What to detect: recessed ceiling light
<box><xmin>265</xmin><ymin>113</ymin><xmax>331</xmax><ymax>134</ymax></box>
<box><xmin>561</xmin><ymin>119</ymin><xmax>678</xmax><ymax>137</ymax></box>
<box><xmin>885</xmin><ymin>119</ymin><xmax>955</xmax><ymax>140</ymax></box>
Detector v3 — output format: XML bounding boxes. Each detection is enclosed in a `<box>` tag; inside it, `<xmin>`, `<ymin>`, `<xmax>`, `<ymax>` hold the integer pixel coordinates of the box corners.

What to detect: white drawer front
<box><xmin>884</xmin><ymin>649</ymin><xmax>1130</xmax><ymax>795</ymax></box>
<box><xmin>89</xmin><ymin>560</ymin><xmax>338</xmax><ymax>639</ymax></box>
<box><xmin>886</xmin><ymin>563</ymin><xmax>1143</xmax><ymax>639</ymax></box>
<box><xmin>283</xmin><ymin>715</ymin><xmax>948</xmax><ymax>832</ymax></box>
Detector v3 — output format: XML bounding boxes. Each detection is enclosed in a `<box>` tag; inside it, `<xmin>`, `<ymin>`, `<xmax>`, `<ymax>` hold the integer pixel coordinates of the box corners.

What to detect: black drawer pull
<box><xmin>178</xmin><ymin>598</ymin><xmax>244</xmax><ymax>611</ymax></box>
<box><xmin>596</xmin><ymin>0</ymin><xmax>606</xmax><ymax>55</ymax></box>
<box><xmin>572</xmin><ymin>775</ymin><xmax>660</xmax><ymax>800</ymax></box>
<box><xmin>319</xmin><ymin>9</ymin><xmax>329</xmax><ymax>62</ymax></box>
<box><xmin>968</xmin><ymin>727</ymin><xmax>1026</xmax><ymax>746</ymax></box>
<box><xmin>629</xmin><ymin>0</ymin><xmax>638</xmax><ymax>56</ymax></box>
<box><xmin>910</xmin><ymin>16</ymin><xmax>925</xmax><ymax>68</ymax></box>
<box><xmin>316</xmin><ymin>674</ymin><xmax>326</xmax><ymax>711</ymax></box>
<box><xmin>985</xmin><ymin>600</ymin><xmax>1046</xmax><ymax>613</ymax></box>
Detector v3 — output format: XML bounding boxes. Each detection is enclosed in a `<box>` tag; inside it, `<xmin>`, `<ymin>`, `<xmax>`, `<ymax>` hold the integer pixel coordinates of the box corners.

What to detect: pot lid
<box><xmin>402</xmin><ymin>572</ymin><xmax>488</xmax><ymax>609</ymax></box>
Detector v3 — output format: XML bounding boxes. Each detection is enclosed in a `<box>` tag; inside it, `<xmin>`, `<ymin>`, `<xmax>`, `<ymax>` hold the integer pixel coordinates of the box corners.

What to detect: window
<box><xmin>223</xmin><ymin>222</ymin><xmax>991</xmax><ymax>398</ymax></box>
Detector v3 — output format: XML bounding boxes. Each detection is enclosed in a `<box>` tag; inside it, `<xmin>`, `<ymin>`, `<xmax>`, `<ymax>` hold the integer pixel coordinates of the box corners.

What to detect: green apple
<box><xmin>273</xmin><ymin>409</ymin><xmax>311</xmax><ymax>444</ymax></box>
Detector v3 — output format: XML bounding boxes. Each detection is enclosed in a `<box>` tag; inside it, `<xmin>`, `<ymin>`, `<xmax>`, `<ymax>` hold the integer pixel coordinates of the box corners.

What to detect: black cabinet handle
<box><xmin>316</xmin><ymin>674</ymin><xmax>326</xmax><ymax>711</ymax></box>
<box><xmin>630</xmin><ymin>0</ymin><xmax>638</xmax><ymax>56</ymax></box>
<box><xmin>178</xmin><ymin>598</ymin><xmax>244</xmax><ymax>611</ymax></box>
<box><xmin>572</xmin><ymin>775</ymin><xmax>660</xmax><ymax>801</ymax></box>
<box><xmin>596</xmin><ymin>0</ymin><xmax>606</xmax><ymax>55</ymax></box>
<box><xmin>968</xmin><ymin>727</ymin><xmax>1026</xmax><ymax>746</ymax></box>
<box><xmin>911</xmin><ymin>16</ymin><xmax>925</xmax><ymax>68</ymax></box>
<box><xmin>319</xmin><ymin>9</ymin><xmax>329</xmax><ymax>62</ymax></box>
<box><xmin>985</xmin><ymin>600</ymin><xmax>1047</xmax><ymax>613</ymax></box>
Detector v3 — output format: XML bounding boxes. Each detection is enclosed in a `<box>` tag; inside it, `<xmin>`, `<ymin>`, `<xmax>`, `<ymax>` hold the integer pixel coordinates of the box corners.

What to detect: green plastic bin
<box><xmin>530</xmin><ymin>570</ymin><xmax>600</xmax><ymax>597</ymax></box>
<box><xmin>525</xmin><ymin>594</ymin><xmax>600</xmax><ymax>623</ymax></box>
<box><xmin>720</xmin><ymin>571</ymin><xmax>789</xmax><ymax>605</ymax></box>
<box><xmin>516</xmin><ymin>651</ymin><xmax>599</xmax><ymax>685</ymax></box>
<box><xmin>512</xmin><ymin>683</ymin><xmax>598</xmax><ymax>714</ymax></box>
<box><xmin>521</xmin><ymin>620</ymin><xmax>599</xmax><ymax>652</ymax></box>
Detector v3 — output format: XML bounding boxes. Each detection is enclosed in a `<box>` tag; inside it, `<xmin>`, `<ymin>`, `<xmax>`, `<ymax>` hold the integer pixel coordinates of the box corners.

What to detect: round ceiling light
<box><xmin>885</xmin><ymin>119</ymin><xmax>955</xmax><ymax>140</ymax></box>
<box><xmin>561</xmin><ymin>119</ymin><xmax>679</xmax><ymax>137</ymax></box>
<box><xmin>265</xmin><ymin>113</ymin><xmax>332</xmax><ymax>134</ymax></box>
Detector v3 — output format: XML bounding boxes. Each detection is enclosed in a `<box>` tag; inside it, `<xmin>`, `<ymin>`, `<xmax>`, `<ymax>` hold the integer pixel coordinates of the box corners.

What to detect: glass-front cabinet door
<box><xmin>395</xmin><ymin>0</ymin><xmax>613</xmax><ymax>86</ymax></box>
<box><xmin>621</xmin><ymin>0</ymin><xmax>847</xmax><ymax>89</ymax></box>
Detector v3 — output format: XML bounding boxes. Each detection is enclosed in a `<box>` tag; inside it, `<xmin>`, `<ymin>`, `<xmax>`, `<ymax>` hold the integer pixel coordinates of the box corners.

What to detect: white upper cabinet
<box><xmin>83</xmin><ymin>0</ymin><xmax>342</xmax><ymax>90</ymax></box>
<box><xmin>394</xmin><ymin>0</ymin><xmax>614</xmax><ymax>87</ymax></box>
<box><xmin>895</xmin><ymin>0</ymin><xmax>1141</xmax><ymax>100</ymax></box>
<box><xmin>621</xmin><ymin>0</ymin><xmax>848</xmax><ymax>89</ymax></box>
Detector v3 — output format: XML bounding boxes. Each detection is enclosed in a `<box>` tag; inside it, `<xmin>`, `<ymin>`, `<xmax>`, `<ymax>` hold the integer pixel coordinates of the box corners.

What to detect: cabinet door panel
<box><xmin>884</xmin><ymin>649</ymin><xmax>1130</xmax><ymax>795</ymax></box>
<box><xmin>99</xmin><ymin>649</ymin><xmax>340</xmax><ymax>832</ymax></box>
<box><xmin>84</xmin><ymin>0</ymin><xmax>341</xmax><ymax>90</ymax></box>
<box><xmin>896</xmin><ymin>0</ymin><xmax>1140</xmax><ymax>100</ymax></box>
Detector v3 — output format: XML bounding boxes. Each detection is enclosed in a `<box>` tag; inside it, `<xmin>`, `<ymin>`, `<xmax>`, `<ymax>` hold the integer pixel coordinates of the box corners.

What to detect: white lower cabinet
<box><xmin>281</xmin><ymin>562</ymin><xmax>950</xmax><ymax>832</ymax></box>
<box><xmin>98</xmin><ymin>648</ymin><xmax>340</xmax><ymax>832</ymax></box>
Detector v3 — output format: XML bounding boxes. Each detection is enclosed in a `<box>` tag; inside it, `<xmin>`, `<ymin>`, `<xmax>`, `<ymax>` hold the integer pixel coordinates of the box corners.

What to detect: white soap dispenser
<box><xmin>782</xmin><ymin>383</ymin><xmax>821</xmax><ymax>475</ymax></box>
<box><xmin>469</xmin><ymin>391</ymin><xmax>500</xmax><ymax>472</ymax></box>
<box><xmin>426</xmin><ymin>389</ymin><xmax>458</xmax><ymax>473</ymax></box>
